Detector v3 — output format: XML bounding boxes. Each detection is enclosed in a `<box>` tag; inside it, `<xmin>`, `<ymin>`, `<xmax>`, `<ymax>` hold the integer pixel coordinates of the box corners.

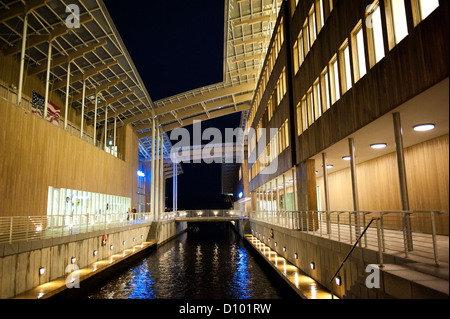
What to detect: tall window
<box><xmin>386</xmin><ymin>0</ymin><xmax>408</xmax><ymax>49</ymax></box>
<box><xmin>309</xmin><ymin>5</ymin><xmax>317</xmax><ymax>46</ymax></box>
<box><xmin>320</xmin><ymin>67</ymin><xmax>331</xmax><ymax>113</ymax></box>
<box><xmin>339</xmin><ymin>40</ymin><xmax>353</xmax><ymax>94</ymax></box>
<box><xmin>351</xmin><ymin>21</ymin><xmax>367</xmax><ymax>82</ymax></box>
<box><xmin>413</xmin><ymin>0</ymin><xmax>439</xmax><ymax>24</ymax></box>
<box><xmin>301</xmin><ymin>96</ymin><xmax>308</xmax><ymax>131</ymax></box>
<box><xmin>303</xmin><ymin>21</ymin><xmax>310</xmax><ymax>57</ymax></box>
<box><xmin>307</xmin><ymin>89</ymin><xmax>314</xmax><ymax>126</ymax></box>
<box><xmin>298</xmin><ymin>31</ymin><xmax>305</xmax><ymax>67</ymax></box>
<box><xmin>293</xmin><ymin>41</ymin><xmax>299</xmax><ymax>73</ymax></box>
<box><xmin>313</xmin><ymin>79</ymin><xmax>322</xmax><ymax>120</ymax></box>
<box><xmin>316</xmin><ymin>0</ymin><xmax>325</xmax><ymax>33</ymax></box>
<box><xmin>329</xmin><ymin>55</ymin><xmax>340</xmax><ymax>104</ymax></box>
<box><xmin>366</xmin><ymin>1</ymin><xmax>385</xmax><ymax>67</ymax></box>
<box><xmin>296</xmin><ymin>102</ymin><xmax>302</xmax><ymax>135</ymax></box>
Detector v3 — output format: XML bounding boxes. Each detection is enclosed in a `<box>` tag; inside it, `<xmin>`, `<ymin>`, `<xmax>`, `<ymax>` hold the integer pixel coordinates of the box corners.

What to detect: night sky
<box><xmin>104</xmin><ymin>1</ymin><xmax>240</xmax><ymax>210</ymax></box>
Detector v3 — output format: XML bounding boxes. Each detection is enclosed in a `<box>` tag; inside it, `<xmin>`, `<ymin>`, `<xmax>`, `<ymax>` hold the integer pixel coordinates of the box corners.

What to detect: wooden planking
<box><xmin>0</xmin><ymin>97</ymin><xmax>139</xmax><ymax>217</ymax></box>
<box><xmin>316</xmin><ymin>135</ymin><xmax>449</xmax><ymax>234</ymax></box>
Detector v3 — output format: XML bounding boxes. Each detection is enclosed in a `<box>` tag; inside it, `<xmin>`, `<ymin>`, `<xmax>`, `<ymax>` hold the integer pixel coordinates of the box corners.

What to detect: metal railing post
<box><xmin>376</xmin><ymin>218</ymin><xmax>384</xmax><ymax>267</ymax></box>
<box><xmin>430</xmin><ymin>212</ymin><xmax>439</xmax><ymax>265</ymax></box>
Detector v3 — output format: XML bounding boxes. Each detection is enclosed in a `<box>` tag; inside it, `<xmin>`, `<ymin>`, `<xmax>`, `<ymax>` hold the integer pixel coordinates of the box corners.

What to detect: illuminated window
<box><xmin>313</xmin><ymin>79</ymin><xmax>322</xmax><ymax>120</ymax></box>
<box><xmin>303</xmin><ymin>21</ymin><xmax>310</xmax><ymax>57</ymax></box>
<box><xmin>366</xmin><ymin>1</ymin><xmax>385</xmax><ymax>67</ymax></box>
<box><xmin>320</xmin><ymin>67</ymin><xmax>331</xmax><ymax>113</ymax></box>
<box><xmin>386</xmin><ymin>0</ymin><xmax>408</xmax><ymax>49</ymax></box>
<box><xmin>301</xmin><ymin>96</ymin><xmax>308</xmax><ymax>131</ymax></box>
<box><xmin>351</xmin><ymin>21</ymin><xmax>367</xmax><ymax>82</ymax></box>
<box><xmin>339</xmin><ymin>39</ymin><xmax>352</xmax><ymax>94</ymax></box>
<box><xmin>298</xmin><ymin>31</ymin><xmax>305</xmax><ymax>66</ymax></box>
<box><xmin>412</xmin><ymin>0</ymin><xmax>439</xmax><ymax>25</ymax></box>
<box><xmin>293</xmin><ymin>41</ymin><xmax>299</xmax><ymax>73</ymax></box>
<box><xmin>307</xmin><ymin>89</ymin><xmax>314</xmax><ymax>126</ymax></box>
<box><xmin>309</xmin><ymin>5</ymin><xmax>317</xmax><ymax>46</ymax></box>
<box><xmin>296</xmin><ymin>102</ymin><xmax>302</xmax><ymax>135</ymax></box>
<box><xmin>316</xmin><ymin>0</ymin><xmax>325</xmax><ymax>33</ymax></box>
<box><xmin>329</xmin><ymin>55</ymin><xmax>340</xmax><ymax>104</ymax></box>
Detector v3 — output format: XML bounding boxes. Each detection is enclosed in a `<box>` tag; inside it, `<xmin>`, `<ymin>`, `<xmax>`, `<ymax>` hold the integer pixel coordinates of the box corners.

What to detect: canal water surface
<box><xmin>86</xmin><ymin>223</ymin><xmax>299</xmax><ymax>299</ymax></box>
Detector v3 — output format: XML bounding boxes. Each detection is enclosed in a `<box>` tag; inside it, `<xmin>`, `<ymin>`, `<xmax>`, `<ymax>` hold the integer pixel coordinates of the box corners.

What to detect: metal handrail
<box><xmin>330</xmin><ymin>218</ymin><xmax>379</xmax><ymax>286</ymax></box>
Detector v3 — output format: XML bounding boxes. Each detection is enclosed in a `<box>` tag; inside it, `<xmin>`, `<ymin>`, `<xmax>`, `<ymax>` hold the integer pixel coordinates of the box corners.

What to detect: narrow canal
<box><xmin>86</xmin><ymin>222</ymin><xmax>299</xmax><ymax>299</ymax></box>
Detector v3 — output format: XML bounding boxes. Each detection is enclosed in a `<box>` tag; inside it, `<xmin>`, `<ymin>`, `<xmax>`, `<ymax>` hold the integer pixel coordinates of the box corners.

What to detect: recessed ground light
<box><xmin>413</xmin><ymin>124</ymin><xmax>435</xmax><ymax>132</ymax></box>
<box><xmin>342</xmin><ymin>156</ymin><xmax>351</xmax><ymax>161</ymax></box>
<box><xmin>370</xmin><ymin>143</ymin><xmax>387</xmax><ymax>149</ymax></box>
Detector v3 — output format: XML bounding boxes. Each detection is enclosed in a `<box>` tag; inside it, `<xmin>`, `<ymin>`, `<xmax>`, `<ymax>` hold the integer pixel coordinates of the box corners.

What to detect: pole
<box><xmin>44</xmin><ymin>38</ymin><xmax>52</xmax><ymax>120</ymax></box>
<box><xmin>322</xmin><ymin>153</ymin><xmax>331</xmax><ymax>234</ymax></box>
<box><xmin>93</xmin><ymin>88</ymin><xmax>97</xmax><ymax>145</ymax></box>
<box><xmin>348</xmin><ymin>138</ymin><xmax>360</xmax><ymax>238</ymax></box>
<box><xmin>17</xmin><ymin>12</ymin><xmax>28</xmax><ymax>106</ymax></box>
<box><xmin>64</xmin><ymin>60</ymin><xmax>71</xmax><ymax>130</ymax></box>
<box><xmin>113</xmin><ymin>116</ymin><xmax>117</xmax><ymax>155</ymax></box>
<box><xmin>80</xmin><ymin>78</ymin><xmax>86</xmax><ymax>139</ymax></box>
<box><xmin>150</xmin><ymin>119</ymin><xmax>156</xmax><ymax>220</ymax></box>
<box><xmin>155</xmin><ymin>127</ymin><xmax>160</xmax><ymax>221</ymax></box>
<box><xmin>160</xmin><ymin>133</ymin><xmax>164</xmax><ymax>215</ymax></box>
<box><xmin>392</xmin><ymin>112</ymin><xmax>413</xmax><ymax>251</ymax></box>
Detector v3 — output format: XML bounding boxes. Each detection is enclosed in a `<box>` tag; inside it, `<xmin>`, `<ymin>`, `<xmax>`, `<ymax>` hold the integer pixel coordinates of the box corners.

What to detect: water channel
<box><xmin>86</xmin><ymin>222</ymin><xmax>299</xmax><ymax>299</ymax></box>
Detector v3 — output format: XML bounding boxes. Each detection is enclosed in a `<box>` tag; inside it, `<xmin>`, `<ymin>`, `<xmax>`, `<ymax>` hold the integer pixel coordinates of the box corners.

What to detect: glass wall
<box><xmin>46</xmin><ymin>186</ymin><xmax>131</xmax><ymax>226</ymax></box>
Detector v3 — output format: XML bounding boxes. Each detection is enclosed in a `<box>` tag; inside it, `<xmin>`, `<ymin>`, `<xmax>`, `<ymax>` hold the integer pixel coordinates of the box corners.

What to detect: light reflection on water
<box><xmin>87</xmin><ymin>223</ymin><xmax>296</xmax><ymax>299</ymax></box>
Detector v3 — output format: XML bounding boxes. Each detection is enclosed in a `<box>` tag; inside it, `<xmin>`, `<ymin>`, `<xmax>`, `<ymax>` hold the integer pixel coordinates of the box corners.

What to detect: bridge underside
<box><xmin>175</xmin><ymin>217</ymin><xmax>240</xmax><ymax>223</ymax></box>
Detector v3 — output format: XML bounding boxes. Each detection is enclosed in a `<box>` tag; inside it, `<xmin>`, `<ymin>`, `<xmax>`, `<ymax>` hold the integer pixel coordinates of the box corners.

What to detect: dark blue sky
<box><xmin>104</xmin><ymin>1</ymin><xmax>240</xmax><ymax>209</ymax></box>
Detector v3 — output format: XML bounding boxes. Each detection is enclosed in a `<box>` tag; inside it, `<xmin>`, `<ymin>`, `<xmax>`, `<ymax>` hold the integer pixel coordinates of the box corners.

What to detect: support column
<box><xmin>160</xmin><ymin>135</ymin><xmax>164</xmax><ymax>214</ymax></box>
<box><xmin>104</xmin><ymin>105</ymin><xmax>108</xmax><ymax>149</ymax></box>
<box><xmin>17</xmin><ymin>12</ymin><xmax>28</xmax><ymax>106</ymax></box>
<box><xmin>393</xmin><ymin>112</ymin><xmax>413</xmax><ymax>251</ymax></box>
<box><xmin>155</xmin><ymin>127</ymin><xmax>160</xmax><ymax>221</ymax></box>
<box><xmin>43</xmin><ymin>38</ymin><xmax>52</xmax><ymax>120</ymax></box>
<box><xmin>80</xmin><ymin>78</ymin><xmax>86</xmax><ymax>139</ymax></box>
<box><xmin>113</xmin><ymin>116</ymin><xmax>117</xmax><ymax>155</ymax></box>
<box><xmin>93</xmin><ymin>88</ymin><xmax>97</xmax><ymax>145</ymax></box>
<box><xmin>296</xmin><ymin>160</ymin><xmax>318</xmax><ymax>231</ymax></box>
<box><xmin>173</xmin><ymin>161</ymin><xmax>177</xmax><ymax>212</ymax></box>
<box><xmin>150</xmin><ymin>119</ymin><xmax>156</xmax><ymax>221</ymax></box>
<box><xmin>292</xmin><ymin>167</ymin><xmax>297</xmax><ymax>211</ymax></box>
<box><xmin>64</xmin><ymin>60</ymin><xmax>71</xmax><ymax>130</ymax></box>
<box><xmin>348</xmin><ymin>138</ymin><xmax>360</xmax><ymax>237</ymax></box>
<box><xmin>322</xmin><ymin>153</ymin><xmax>331</xmax><ymax>234</ymax></box>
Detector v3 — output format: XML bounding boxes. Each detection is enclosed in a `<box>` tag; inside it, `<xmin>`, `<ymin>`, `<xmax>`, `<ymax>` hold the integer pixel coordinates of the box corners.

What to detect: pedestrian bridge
<box><xmin>161</xmin><ymin>210</ymin><xmax>246</xmax><ymax>223</ymax></box>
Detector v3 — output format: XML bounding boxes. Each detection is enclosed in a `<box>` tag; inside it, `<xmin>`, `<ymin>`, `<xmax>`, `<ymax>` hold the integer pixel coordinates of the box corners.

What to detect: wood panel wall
<box><xmin>0</xmin><ymin>97</ymin><xmax>139</xmax><ymax>217</ymax></box>
<box><xmin>316</xmin><ymin>134</ymin><xmax>449</xmax><ymax>234</ymax></box>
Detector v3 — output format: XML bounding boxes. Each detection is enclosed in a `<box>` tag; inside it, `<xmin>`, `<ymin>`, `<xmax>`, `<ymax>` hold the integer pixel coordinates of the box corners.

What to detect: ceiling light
<box><xmin>342</xmin><ymin>156</ymin><xmax>351</xmax><ymax>161</ymax></box>
<box><xmin>327</xmin><ymin>165</ymin><xmax>334</xmax><ymax>169</ymax></box>
<box><xmin>370</xmin><ymin>143</ymin><xmax>387</xmax><ymax>149</ymax></box>
<box><xmin>413</xmin><ymin>124</ymin><xmax>435</xmax><ymax>132</ymax></box>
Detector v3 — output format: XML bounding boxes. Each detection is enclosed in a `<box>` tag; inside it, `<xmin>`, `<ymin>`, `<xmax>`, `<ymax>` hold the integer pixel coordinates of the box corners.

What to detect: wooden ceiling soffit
<box><xmin>71</xmin><ymin>76</ymin><xmax>127</xmax><ymax>102</ymax></box>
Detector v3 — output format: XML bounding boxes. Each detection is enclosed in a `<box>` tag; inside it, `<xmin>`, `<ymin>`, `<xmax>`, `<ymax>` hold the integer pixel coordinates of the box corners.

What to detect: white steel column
<box><xmin>17</xmin><ymin>13</ymin><xmax>28</xmax><ymax>106</ymax></box>
<box><xmin>64</xmin><ymin>60</ymin><xmax>71</xmax><ymax>130</ymax></box>
<box><xmin>43</xmin><ymin>38</ymin><xmax>52</xmax><ymax>120</ymax></box>
<box><xmin>113</xmin><ymin>116</ymin><xmax>117</xmax><ymax>155</ymax></box>
<box><xmin>283</xmin><ymin>174</ymin><xmax>287</xmax><ymax>213</ymax></box>
<box><xmin>160</xmin><ymin>134</ymin><xmax>164</xmax><ymax>214</ymax></box>
<box><xmin>104</xmin><ymin>105</ymin><xmax>108</xmax><ymax>149</ymax></box>
<box><xmin>155</xmin><ymin>127</ymin><xmax>160</xmax><ymax>220</ymax></box>
<box><xmin>80</xmin><ymin>78</ymin><xmax>86</xmax><ymax>138</ymax></box>
<box><xmin>150</xmin><ymin>119</ymin><xmax>156</xmax><ymax>220</ymax></box>
<box><xmin>322</xmin><ymin>153</ymin><xmax>331</xmax><ymax>234</ymax></box>
<box><xmin>173</xmin><ymin>161</ymin><xmax>177</xmax><ymax>211</ymax></box>
<box><xmin>93</xmin><ymin>88</ymin><xmax>98</xmax><ymax>145</ymax></box>
<box><xmin>292</xmin><ymin>168</ymin><xmax>297</xmax><ymax>211</ymax></box>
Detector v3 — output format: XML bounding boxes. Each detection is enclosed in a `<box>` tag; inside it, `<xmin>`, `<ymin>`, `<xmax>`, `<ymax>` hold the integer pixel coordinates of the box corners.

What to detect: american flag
<box><xmin>32</xmin><ymin>91</ymin><xmax>60</xmax><ymax>126</ymax></box>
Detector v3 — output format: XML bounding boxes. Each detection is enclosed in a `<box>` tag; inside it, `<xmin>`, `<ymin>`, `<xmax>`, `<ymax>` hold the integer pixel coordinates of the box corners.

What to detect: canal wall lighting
<box><xmin>93</xmin><ymin>250</ymin><xmax>98</xmax><ymax>256</ymax></box>
<box><xmin>310</xmin><ymin>262</ymin><xmax>315</xmax><ymax>270</ymax></box>
<box><xmin>336</xmin><ymin>276</ymin><xmax>342</xmax><ymax>286</ymax></box>
<box><xmin>294</xmin><ymin>253</ymin><xmax>298</xmax><ymax>259</ymax></box>
<box><xmin>71</xmin><ymin>257</ymin><xmax>76</xmax><ymax>264</ymax></box>
<box><xmin>39</xmin><ymin>267</ymin><xmax>45</xmax><ymax>276</ymax></box>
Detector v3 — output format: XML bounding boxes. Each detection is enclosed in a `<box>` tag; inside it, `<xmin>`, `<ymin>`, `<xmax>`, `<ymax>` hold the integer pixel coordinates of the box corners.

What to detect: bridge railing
<box><xmin>249</xmin><ymin>210</ymin><xmax>445</xmax><ymax>265</ymax></box>
<box><xmin>161</xmin><ymin>210</ymin><xmax>247</xmax><ymax>220</ymax></box>
<box><xmin>0</xmin><ymin>213</ymin><xmax>153</xmax><ymax>245</ymax></box>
